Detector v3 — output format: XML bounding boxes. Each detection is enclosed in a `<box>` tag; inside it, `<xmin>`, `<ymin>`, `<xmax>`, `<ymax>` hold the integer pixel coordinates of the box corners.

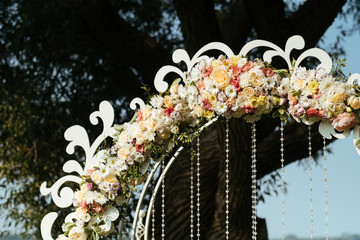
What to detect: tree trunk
<box><xmin>154</xmin><ymin>118</ymin><xmax>269</xmax><ymax>239</ymax></box>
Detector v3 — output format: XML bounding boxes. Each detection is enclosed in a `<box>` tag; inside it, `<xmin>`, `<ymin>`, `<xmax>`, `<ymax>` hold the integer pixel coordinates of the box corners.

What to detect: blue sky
<box><xmin>258</xmin><ymin>23</ymin><xmax>360</xmax><ymax>238</ymax></box>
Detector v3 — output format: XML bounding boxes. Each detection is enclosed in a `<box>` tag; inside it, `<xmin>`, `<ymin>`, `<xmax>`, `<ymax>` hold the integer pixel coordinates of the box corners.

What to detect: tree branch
<box><xmin>219</xmin><ymin>0</ymin><xmax>253</xmax><ymax>53</ymax></box>
<box><xmin>243</xmin><ymin>0</ymin><xmax>290</xmax><ymax>46</ymax></box>
<box><xmin>289</xmin><ymin>0</ymin><xmax>347</xmax><ymax>48</ymax></box>
<box><xmin>173</xmin><ymin>0</ymin><xmax>223</xmax><ymax>55</ymax></box>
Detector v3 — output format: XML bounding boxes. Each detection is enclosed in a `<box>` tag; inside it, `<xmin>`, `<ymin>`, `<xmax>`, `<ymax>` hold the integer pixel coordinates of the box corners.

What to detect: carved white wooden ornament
<box><xmin>40</xmin><ymin>35</ymin><xmax>360</xmax><ymax>240</ymax></box>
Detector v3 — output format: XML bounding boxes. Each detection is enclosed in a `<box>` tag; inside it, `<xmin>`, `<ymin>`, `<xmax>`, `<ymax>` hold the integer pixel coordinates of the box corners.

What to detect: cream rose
<box><xmin>75</xmin><ymin>207</ymin><xmax>90</xmax><ymax>222</ymax></box>
<box><xmin>104</xmin><ymin>174</ymin><xmax>119</xmax><ymax>185</ymax></box>
<box><xmin>211</xmin><ymin>59</ymin><xmax>223</xmax><ymax>69</ymax></box>
<box><xmin>347</xmin><ymin>96</ymin><xmax>360</xmax><ymax>110</ymax></box>
<box><xmin>242</xmin><ymin>87</ymin><xmax>255</xmax><ymax>98</ymax></box>
<box><xmin>164</xmin><ymin>96</ymin><xmax>174</xmax><ymax>108</ymax></box>
<box><xmin>248</xmin><ymin>71</ymin><xmax>264</xmax><ymax>87</ymax></box>
<box><xmin>294</xmin><ymin>78</ymin><xmax>306</xmax><ymax>90</ymax></box>
<box><xmin>331</xmin><ymin>93</ymin><xmax>346</xmax><ymax>103</ymax></box>
<box><xmin>142</xmin><ymin>106</ymin><xmax>152</xmax><ymax>119</ymax></box>
<box><xmin>145</xmin><ymin>119</ymin><xmax>156</xmax><ymax>131</ymax></box>
<box><xmin>74</xmin><ymin>190</ymin><xmax>85</xmax><ymax>204</ymax></box>
<box><xmin>68</xmin><ymin>226</ymin><xmax>88</xmax><ymax>240</ymax></box>
<box><xmin>56</xmin><ymin>235</ymin><xmax>69</xmax><ymax>240</ymax></box>
<box><xmin>193</xmin><ymin>105</ymin><xmax>204</xmax><ymax>117</ymax></box>
<box><xmin>91</xmin><ymin>170</ymin><xmax>103</xmax><ymax>185</ymax></box>
<box><xmin>117</xmin><ymin>148</ymin><xmax>128</xmax><ymax>160</ymax></box>
<box><xmin>210</xmin><ymin>67</ymin><xmax>230</xmax><ymax>89</ymax></box>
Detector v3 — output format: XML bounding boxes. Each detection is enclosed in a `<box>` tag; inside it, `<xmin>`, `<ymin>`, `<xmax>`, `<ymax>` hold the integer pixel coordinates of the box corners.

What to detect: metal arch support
<box><xmin>131</xmin><ymin>116</ymin><xmax>219</xmax><ymax>240</ymax></box>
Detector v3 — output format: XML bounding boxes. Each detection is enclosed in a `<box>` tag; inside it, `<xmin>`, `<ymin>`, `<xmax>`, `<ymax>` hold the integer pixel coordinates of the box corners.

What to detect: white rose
<box><xmin>68</xmin><ymin>226</ymin><xmax>88</xmax><ymax>240</ymax></box>
<box><xmin>150</xmin><ymin>95</ymin><xmax>164</xmax><ymax>108</ymax></box>
<box><xmin>56</xmin><ymin>235</ymin><xmax>69</xmax><ymax>240</ymax></box>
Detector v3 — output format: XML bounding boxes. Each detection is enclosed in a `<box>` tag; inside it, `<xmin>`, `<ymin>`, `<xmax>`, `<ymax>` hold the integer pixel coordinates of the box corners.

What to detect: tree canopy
<box><xmin>1</xmin><ymin>0</ymin><xmax>360</xmax><ymax>239</ymax></box>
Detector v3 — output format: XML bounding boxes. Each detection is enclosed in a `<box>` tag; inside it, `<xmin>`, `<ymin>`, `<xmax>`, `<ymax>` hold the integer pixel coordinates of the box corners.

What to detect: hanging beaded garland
<box><xmin>225</xmin><ymin>119</ymin><xmax>230</xmax><ymax>239</ymax></box>
<box><xmin>196</xmin><ymin>135</ymin><xmax>201</xmax><ymax>240</ymax></box>
<box><xmin>161</xmin><ymin>162</ymin><xmax>165</xmax><ymax>240</ymax></box>
<box><xmin>323</xmin><ymin>137</ymin><xmax>329</xmax><ymax>240</ymax></box>
<box><xmin>308</xmin><ymin>126</ymin><xmax>314</xmax><ymax>240</ymax></box>
<box><xmin>280</xmin><ymin>121</ymin><xmax>285</xmax><ymax>240</ymax></box>
<box><xmin>151</xmin><ymin>179</ymin><xmax>156</xmax><ymax>240</ymax></box>
<box><xmin>190</xmin><ymin>145</ymin><xmax>195</xmax><ymax>240</ymax></box>
<box><xmin>251</xmin><ymin>123</ymin><xmax>257</xmax><ymax>240</ymax></box>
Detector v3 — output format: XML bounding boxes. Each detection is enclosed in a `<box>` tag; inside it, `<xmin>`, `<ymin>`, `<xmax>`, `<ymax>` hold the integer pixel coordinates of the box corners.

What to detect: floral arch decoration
<box><xmin>40</xmin><ymin>35</ymin><xmax>360</xmax><ymax>240</ymax></box>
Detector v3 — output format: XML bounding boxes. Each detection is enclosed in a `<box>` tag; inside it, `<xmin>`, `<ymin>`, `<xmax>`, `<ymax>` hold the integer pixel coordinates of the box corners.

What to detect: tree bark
<box><xmin>173</xmin><ymin>0</ymin><xmax>223</xmax><ymax>55</ymax></box>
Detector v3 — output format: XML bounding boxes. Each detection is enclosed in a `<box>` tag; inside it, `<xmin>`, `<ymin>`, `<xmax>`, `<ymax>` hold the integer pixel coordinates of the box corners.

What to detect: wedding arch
<box><xmin>39</xmin><ymin>35</ymin><xmax>360</xmax><ymax>240</ymax></box>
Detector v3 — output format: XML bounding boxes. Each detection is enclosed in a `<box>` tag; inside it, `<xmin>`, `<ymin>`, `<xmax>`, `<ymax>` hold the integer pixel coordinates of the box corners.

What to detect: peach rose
<box><xmin>248</xmin><ymin>72</ymin><xmax>264</xmax><ymax>87</ymax></box>
<box><xmin>288</xmin><ymin>94</ymin><xmax>297</xmax><ymax>106</ymax></box>
<box><xmin>197</xmin><ymin>80</ymin><xmax>205</xmax><ymax>90</ymax></box>
<box><xmin>164</xmin><ymin>96</ymin><xmax>173</xmax><ymax>108</ymax></box>
<box><xmin>91</xmin><ymin>170</ymin><xmax>102</xmax><ymax>185</ymax></box>
<box><xmin>193</xmin><ymin>105</ymin><xmax>204</xmax><ymax>117</ymax></box>
<box><xmin>210</xmin><ymin>67</ymin><xmax>230</xmax><ymax>89</ymax></box>
<box><xmin>331</xmin><ymin>93</ymin><xmax>346</xmax><ymax>103</ymax></box>
<box><xmin>347</xmin><ymin>96</ymin><xmax>360</xmax><ymax>110</ymax></box>
<box><xmin>226</xmin><ymin>97</ymin><xmax>236</xmax><ymax>109</ymax></box>
<box><xmin>68</xmin><ymin>227</ymin><xmax>88</xmax><ymax>240</ymax></box>
<box><xmin>117</xmin><ymin>149</ymin><xmax>128</xmax><ymax>160</ymax></box>
<box><xmin>142</xmin><ymin>106</ymin><xmax>152</xmax><ymax>119</ymax></box>
<box><xmin>104</xmin><ymin>174</ymin><xmax>119</xmax><ymax>185</ymax></box>
<box><xmin>332</xmin><ymin>112</ymin><xmax>356</xmax><ymax>131</ymax></box>
<box><xmin>294</xmin><ymin>78</ymin><xmax>306</xmax><ymax>90</ymax></box>
<box><xmin>242</xmin><ymin>87</ymin><xmax>255</xmax><ymax>98</ymax></box>
<box><xmin>56</xmin><ymin>235</ymin><xmax>69</xmax><ymax>240</ymax></box>
<box><xmin>211</xmin><ymin>59</ymin><xmax>223</xmax><ymax>69</ymax></box>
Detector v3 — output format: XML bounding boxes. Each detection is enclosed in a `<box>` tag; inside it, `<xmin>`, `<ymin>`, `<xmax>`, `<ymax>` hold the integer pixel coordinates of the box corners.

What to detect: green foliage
<box><xmin>331</xmin><ymin>54</ymin><xmax>348</xmax><ymax>82</ymax></box>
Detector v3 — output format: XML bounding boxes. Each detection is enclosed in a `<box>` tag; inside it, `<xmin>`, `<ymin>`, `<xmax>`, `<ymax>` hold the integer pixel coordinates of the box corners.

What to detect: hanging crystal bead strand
<box><xmin>225</xmin><ymin>119</ymin><xmax>230</xmax><ymax>239</ymax></box>
<box><xmin>151</xmin><ymin>179</ymin><xmax>156</xmax><ymax>240</ymax></box>
<box><xmin>196</xmin><ymin>135</ymin><xmax>201</xmax><ymax>240</ymax></box>
<box><xmin>280</xmin><ymin>121</ymin><xmax>285</xmax><ymax>240</ymax></box>
<box><xmin>308</xmin><ymin>126</ymin><xmax>314</xmax><ymax>240</ymax></box>
<box><xmin>251</xmin><ymin>122</ymin><xmax>257</xmax><ymax>240</ymax></box>
<box><xmin>161</xmin><ymin>161</ymin><xmax>165</xmax><ymax>240</ymax></box>
<box><xmin>190</xmin><ymin>145</ymin><xmax>194</xmax><ymax>240</ymax></box>
<box><xmin>323</xmin><ymin>137</ymin><xmax>329</xmax><ymax>240</ymax></box>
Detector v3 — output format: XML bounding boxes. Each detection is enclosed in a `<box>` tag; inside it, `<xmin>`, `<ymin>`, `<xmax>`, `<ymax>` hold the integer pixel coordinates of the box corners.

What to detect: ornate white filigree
<box><xmin>40</xmin><ymin>36</ymin><xmax>360</xmax><ymax>240</ymax></box>
<box><xmin>154</xmin><ymin>42</ymin><xmax>234</xmax><ymax>94</ymax></box>
<box><xmin>239</xmin><ymin>35</ymin><xmax>332</xmax><ymax>72</ymax></box>
<box><xmin>40</xmin><ymin>101</ymin><xmax>116</xmax><ymax>240</ymax></box>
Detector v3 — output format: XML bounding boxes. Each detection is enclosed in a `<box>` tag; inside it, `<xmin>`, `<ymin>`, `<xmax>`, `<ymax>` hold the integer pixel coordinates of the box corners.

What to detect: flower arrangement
<box><xmin>57</xmin><ymin>55</ymin><xmax>359</xmax><ymax>240</ymax></box>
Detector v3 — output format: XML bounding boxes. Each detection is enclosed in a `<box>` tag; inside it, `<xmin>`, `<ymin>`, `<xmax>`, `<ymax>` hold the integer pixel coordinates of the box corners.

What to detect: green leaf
<box><xmin>355</xmin><ymin>139</ymin><xmax>360</xmax><ymax>149</ymax></box>
<box><xmin>114</xmin><ymin>124</ymin><xmax>124</xmax><ymax>132</ymax></box>
<box><xmin>171</xmin><ymin>78</ymin><xmax>182</xmax><ymax>88</ymax></box>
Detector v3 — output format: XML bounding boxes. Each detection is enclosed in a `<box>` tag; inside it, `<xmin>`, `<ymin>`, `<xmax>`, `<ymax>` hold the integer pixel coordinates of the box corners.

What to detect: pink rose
<box><xmin>201</xmin><ymin>66</ymin><xmax>213</xmax><ymax>77</ymax></box>
<box><xmin>230</xmin><ymin>77</ymin><xmax>241</xmax><ymax>92</ymax></box>
<box><xmin>332</xmin><ymin>112</ymin><xmax>356</xmax><ymax>131</ymax></box>
<box><xmin>262</xmin><ymin>68</ymin><xmax>275</xmax><ymax>77</ymax></box>
<box><xmin>241</xmin><ymin>61</ymin><xmax>254</xmax><ymax>71</ymax></box>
